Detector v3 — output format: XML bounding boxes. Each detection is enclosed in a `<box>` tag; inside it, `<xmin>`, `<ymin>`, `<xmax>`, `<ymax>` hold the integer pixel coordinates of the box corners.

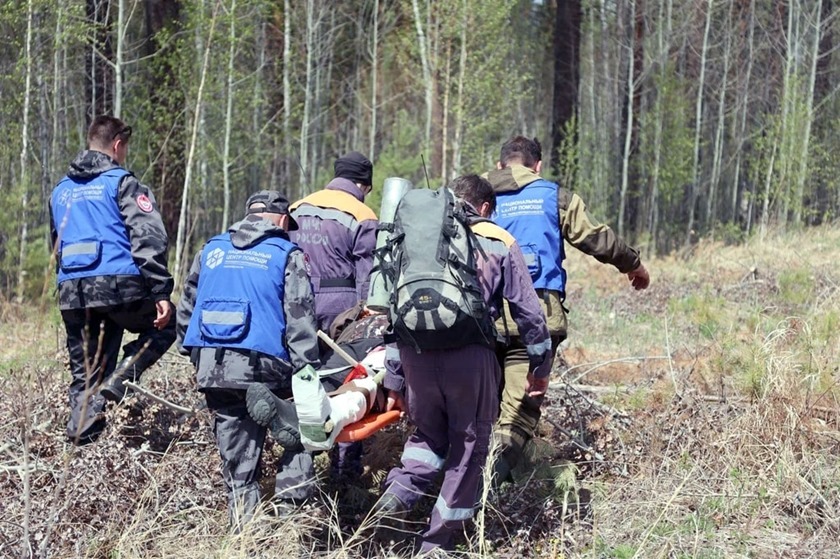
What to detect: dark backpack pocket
<box><xmin>199</xmin><ymin>299</ymin><xmax>251</xmax><ymax>342</ymax></box>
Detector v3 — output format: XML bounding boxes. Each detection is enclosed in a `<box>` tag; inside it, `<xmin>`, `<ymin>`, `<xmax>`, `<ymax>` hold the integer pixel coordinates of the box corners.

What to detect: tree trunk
<box><xmin>779</xmin><ymin>0</ymin><xmax>794</xmax><ymax>226</ymax></box>
<box><xmin>685</xmin><ymin>0</ymin><xmax>713</xmax><ymax>247</ymax></box>
<box><xmin>16</xmin><ymin>0</ymin><xmax>35</xmax><ymax>303</ymax></box>
<box><xmin>793</xmin><ymin>0</ymin><xmax>823</xmax><ymax>225</ymax></box>
<box><xmin>815</xmin><ymin>0</ymin><xmax>832</xmax><ymax>104</ymax></box>
<box><xmin>411</xmin><ymin>0</ymin><xmax>433</xmax><ymax>149</ymax></box>
<box><xmin>86</xmin><ymin>0</ymin><xmax>114</xmax><ymax>121</ymax></box>
<box><xmin>550</xmin><ymin>0</ymin><xmax>581</xmax><ymax>174</ymax></box>
<box><xmin>617</xmin><ymin>0</ymin><xmax>637</xmax><ymax>238</ymax></box>
<box><xmin>283</xmin><ymin>0</ymin><xmax>293</xmax><ymax>190</ymax></box>
<box><xmin>731</xmin><ymin>0</ymin><xmax>755</xmax><ymax>226</ymax></box>
<box><xmin>441</xmin><ymin>40</ymin><xmax>451</xmax><ymax>181</ymax></box>
<box><xmin>299</xmin><ymin>0</ymin><xmax>316</xmax><ymax>193</ymax></box>
<box><xmin>144</xmin><ymin>0</ymin><xmax>185</xmax><ymax>237</ymax></box>
<box><xmin>759</xmin><ymin>135</ymin><xmax>779</xmax><ymax>238</ymax></box>
<box><xmin>451</xmin><ymin>0</ymin><xmax>467</xmax><ymax>177</ymax></box>
<box><xmin>173</xmin><ymin>2</ymin><xmax>219</xmax><ymax>290</ymax></box>
<box><xmin>369</xmin><ymin>0</ymin><xmax>379</xmax><ymax>161</ymax></box>
<box><xmin>222</xmin><ymin>0</ymin><xmax>237</xmax><ymax>231</ymax></box>
<box><xmin>649</xmin><ymin>0</ymin><xmax>673</xmax><ymax>254</ymax></box>
<box><xmin>115</xmin><ymin>0</ymin><xmax>124</xmax><ymax>118</ymax></box>
<box><xmin>706</xmin><ymin>3</ymin><xmax>732</xmax><ymax>227</ymax></box>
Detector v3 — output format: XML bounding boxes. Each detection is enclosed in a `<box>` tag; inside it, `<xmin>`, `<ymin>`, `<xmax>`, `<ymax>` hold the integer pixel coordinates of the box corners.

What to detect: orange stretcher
<box><xmin>317</xmin><ymin>332</ymin><xmax>402</xmax><ymax>443</ymax></box>
<box><xmin>336</xmin><ymin>410</ymin><xmax>402</xmax><ymax>443</ymax></box>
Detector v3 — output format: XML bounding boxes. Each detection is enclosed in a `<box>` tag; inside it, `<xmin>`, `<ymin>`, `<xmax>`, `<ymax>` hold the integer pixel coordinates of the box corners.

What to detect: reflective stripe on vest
<box><xmin>182</xmin><ymin>233</ymin><xmax>293</xmax><ymax>361</ymax></box>
<box><xmin>51</xmin><ymin>168</ymin><xmax>141</xmax><ymax>282</ymax></box>
<box><xmin>492</xmin><ymin>179</ymin><xmax>566</xmax><ymax>291</ymax></box>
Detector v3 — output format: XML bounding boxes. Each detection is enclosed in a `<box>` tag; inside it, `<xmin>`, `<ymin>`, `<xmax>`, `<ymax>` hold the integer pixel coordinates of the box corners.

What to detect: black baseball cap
<box><xmin>245</xmin><ymin>190</ymin><xmax>299</xmax><ymax>230</ymax></box>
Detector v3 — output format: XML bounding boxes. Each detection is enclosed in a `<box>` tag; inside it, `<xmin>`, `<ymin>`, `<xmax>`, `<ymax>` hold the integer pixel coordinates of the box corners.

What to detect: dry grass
<box><xmin>2</xmin><ymin>226</ymin><xmax>840</xmax><ymax>557</ymax></box>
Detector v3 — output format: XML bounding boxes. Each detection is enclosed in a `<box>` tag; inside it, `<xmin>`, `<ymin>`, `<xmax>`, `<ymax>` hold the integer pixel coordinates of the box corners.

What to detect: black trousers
<box><xmin>61</xmin><ymin>298</ymin><xmax>175</xmax><ymax>442</ymax></box>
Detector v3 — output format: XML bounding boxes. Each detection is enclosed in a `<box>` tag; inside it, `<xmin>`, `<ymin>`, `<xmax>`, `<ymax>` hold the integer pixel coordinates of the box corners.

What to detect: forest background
<box><xmin>0</xmin><ymin>0</ymin><xmax>837</xmax><ymax>298</ymax></box>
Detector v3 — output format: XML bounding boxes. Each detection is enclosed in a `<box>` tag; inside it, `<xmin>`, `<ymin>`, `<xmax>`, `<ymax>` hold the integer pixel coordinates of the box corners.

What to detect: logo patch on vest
<box><xmin>56</xmin><ymin>187</ymin><xmax>72</xmax><ymax>207</ymax></box>
<box><xmin>136</xmin><ymin>194</ymin><xmax>154</xmax><ymax>213</ymax></box>
<box><xmin>206</xmin><ymin>248</ymin><xmax>226</xmax><ymax>269</ymax></box>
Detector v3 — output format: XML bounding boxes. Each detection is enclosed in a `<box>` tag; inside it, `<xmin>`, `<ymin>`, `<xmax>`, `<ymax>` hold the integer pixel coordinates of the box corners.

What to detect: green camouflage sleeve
<box><xmin>282</xmin><ymin>249</ymin><xmax>321</xmax><ymax>370</ymax></box>
<box><xmin>118</xmin><ymin>175</ymin><xmax>174</xmax><ymax>301</ymax></box>
<box><xmin>559</xmin><ymin>189</ymin><xmax>641</xmax><ymax>274</ymax></box>
<box><xmin>175</xmin><ymin>251</ymin><xmax>202</xmax><ymax>354</ymax></box>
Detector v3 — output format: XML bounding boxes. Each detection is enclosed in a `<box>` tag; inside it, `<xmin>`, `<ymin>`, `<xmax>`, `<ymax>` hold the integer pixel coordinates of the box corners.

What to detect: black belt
<box><xmin>212</xmin><ymin>347</ymin><xmax>262</xmax><ymax>373</ymax></box>
<box><xmin>320</xmin><ymin>278</ymin><xmax>355</xmax><ymax>288</ymax></box>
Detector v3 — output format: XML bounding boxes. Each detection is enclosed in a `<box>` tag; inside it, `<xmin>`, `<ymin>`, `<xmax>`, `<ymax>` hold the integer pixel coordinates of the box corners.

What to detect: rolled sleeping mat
<box><xmin>367</xmin><ymin>177</ymin><xmax>413</xmax><ymax>310</ymax></box>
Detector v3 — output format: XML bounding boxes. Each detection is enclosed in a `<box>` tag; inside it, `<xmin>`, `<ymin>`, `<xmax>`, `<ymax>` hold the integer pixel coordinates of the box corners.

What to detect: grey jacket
<box><xmin>176</xmin><ymin>215</ymin><xmax>321</xmax><ymax>391</ymax></box>
<box><xmin>49</xmin><ymin>150</ymin><xmax>173</xmax><ymax>309</ymax></box>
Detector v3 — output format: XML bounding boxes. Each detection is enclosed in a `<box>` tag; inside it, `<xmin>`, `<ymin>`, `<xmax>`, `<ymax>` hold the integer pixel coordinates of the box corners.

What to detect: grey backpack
<box><xmin>384</xmin><ymin>187</ymin><xmax>494</xmax><ymax>351</ymax></box>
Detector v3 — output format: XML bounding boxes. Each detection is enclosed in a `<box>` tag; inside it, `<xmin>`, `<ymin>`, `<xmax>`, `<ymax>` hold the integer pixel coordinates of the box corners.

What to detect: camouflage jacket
<box><xmin>49</xmin><ymin>150</ymin><xmax>173</xmax><ymax>309</ymax></box>
<box><xmin>485</xmin><ymin>165</ymin><xmax>640</xmax><ymax>338</ymax></box>
<box><xmin>175</xmin><ymin>215</ymin><xmax>321</xmax><ymax>391</ymax></box>
<box><xmin>486</xmin><ymin>165</ymin><xmax>641</xmax><ymax>274</ymax></box>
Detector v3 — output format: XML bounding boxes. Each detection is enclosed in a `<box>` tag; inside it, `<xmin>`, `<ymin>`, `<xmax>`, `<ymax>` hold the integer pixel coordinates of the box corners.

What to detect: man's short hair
<box><xmin>87</xmin><ymin>115</ymin><xmax>132</xmax><ymax>148</ymax></box>
<box><xmin>449</xmin><ymin>174</ymin><xmax>496</xmax><ymax>214</ymax></box>
<box><xmin>499</xmin><ymin>136</ymin><xmax>542</xmax><ymax>168</ymax></box>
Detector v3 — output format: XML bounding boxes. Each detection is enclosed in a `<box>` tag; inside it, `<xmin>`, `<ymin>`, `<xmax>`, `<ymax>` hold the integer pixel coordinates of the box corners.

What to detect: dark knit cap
<box><xmin>334</xmin><ymin>151</ymin><xmax>373</xmax><ymax>186</ymax></box>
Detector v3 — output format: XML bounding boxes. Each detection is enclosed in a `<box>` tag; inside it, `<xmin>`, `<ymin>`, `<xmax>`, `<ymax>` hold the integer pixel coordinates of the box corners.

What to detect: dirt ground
<box><xmin>2</xmin><ymin>228</ymin><xmax>839</xmax><ymax>558</ymax></box>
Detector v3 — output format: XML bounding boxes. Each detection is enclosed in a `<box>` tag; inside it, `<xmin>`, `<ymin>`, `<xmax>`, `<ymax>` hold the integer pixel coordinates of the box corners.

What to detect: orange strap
<box><xmin>336</xmin><ymin>410</ymin><xmax>402</xmax><ymax>443</ymax></box>
<box><xmin>291</xmin><ymin>190</ymin><xmax>377</xmax><ymax>222</ymax></box>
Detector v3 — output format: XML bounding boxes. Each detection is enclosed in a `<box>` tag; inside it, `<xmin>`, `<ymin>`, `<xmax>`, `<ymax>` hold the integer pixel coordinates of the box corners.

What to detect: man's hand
<box><xmin>154</xmin><ymin>300</ymin><xmax>173</xmax><ymax>330</ymax></box>
<box><xmin>525</xmin><ymin>373</ymin><xmax>549</xmax><ymax>398</ymax></box>
<box><xmin>627</xmin><ymin>263</ymin><xmax>650</xmax><ymax>290</ymax></box>
<box><xmin>386</xmin><ymin>390</ymin><xmax>406</xmax><ymax>415</ymax></box>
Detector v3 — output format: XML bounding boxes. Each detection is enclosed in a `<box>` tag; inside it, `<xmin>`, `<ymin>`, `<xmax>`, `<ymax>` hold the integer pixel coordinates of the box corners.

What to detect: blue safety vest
<box><xmin>182</xmin><ymin>233</ymin><xmax>293</xmax><ymax>361</ymax></box>
<box><xmin>50</xmin><ymin>168</ymin><xmax>141</xmax><ymax>282</ymax></box>
<box><xmin>492</xmin><ymin>178</ymin><xmax>566</xmax><ymax>292</ymax></box>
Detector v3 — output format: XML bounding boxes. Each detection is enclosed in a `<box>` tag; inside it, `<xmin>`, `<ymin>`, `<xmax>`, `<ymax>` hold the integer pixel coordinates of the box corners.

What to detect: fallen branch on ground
<box><xmin>563</xmin><ymin>356</ymin><xmax>672</xmax><ymax>384</ymax></box>
<box><xmin>124</xmin><ymin>381</ymin><xmax>196</xmax><ymax>415</ymax></box>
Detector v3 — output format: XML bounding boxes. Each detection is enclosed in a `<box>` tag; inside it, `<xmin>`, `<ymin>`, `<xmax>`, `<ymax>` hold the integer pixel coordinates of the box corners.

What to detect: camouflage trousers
<box><xmin>494</xmin><ymin>334</ymin><xmax>563</xmax><ymax>471</ymax></box>
<box><xmin>61</xmin><ymin>299</ymin><xmax>176</xmax><ymax>443</ymax></box>
<box><xmin>204</xmin><ymin>388</ymin><xmax>315</xmax><ymax>527</ymax></box>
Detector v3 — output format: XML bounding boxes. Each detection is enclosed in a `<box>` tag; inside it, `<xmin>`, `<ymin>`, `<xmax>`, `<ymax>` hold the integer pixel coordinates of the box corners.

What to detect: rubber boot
<box><xmin>245</xmin><ymin>383</ymin><xmax>302</xmax><ymax>449</ymax></box>
<box><xmin>100</xmin><ymin>355</ymin><xmax>142</xmax><ymax>402</ymax></box>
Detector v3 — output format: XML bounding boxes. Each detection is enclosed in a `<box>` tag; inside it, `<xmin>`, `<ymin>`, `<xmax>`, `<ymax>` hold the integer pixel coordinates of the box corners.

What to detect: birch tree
<box><xmin>706</xmin><ymin>2</ymin><xmax>732</xmax><ymax>226</ymax></box>
<box><xmin>412</xmin><ymin>0</ymin><xmax>434</xmax><ymax>149</ymax></box>
<box><xmin>174</xmin><ymin>1</ymin><xmax>220</xmax><ymax>289</ymax></box>
<box><xmin>617</xmin><ymin>0</ymin><xmax>638</xmax><ymax>238</ymax></box>
<box><xmin>222</xmin><ymin>0</ymin><xmax>237</xmax><ymax>230</ymax></box>
<box><xmin>685</xmin><ymin>0</ymin><xmax>714</xmax><ymax>246</ymax></box>
<box><xmin>793</xmin><ymin>0</ymin><xmax>824</xmax><ymax>224</ymax></box>
<box><xmin>16</xmin><ymin>0</ymin><xmax>34</xmax><ymax>302</ymax></box>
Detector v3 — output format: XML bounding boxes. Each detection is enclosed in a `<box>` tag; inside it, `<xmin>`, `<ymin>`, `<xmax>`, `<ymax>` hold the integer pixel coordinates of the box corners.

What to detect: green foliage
<box><xmin>777</xmin><ymin>269</ymin><xmax>814</xmax><ymax>308</ymax></box>
<box><xmin>370</xmin><ymin>110</ymin><xmax>426</xmax><ymax>208</ymax></box>
<box><xmin>638</xmin><ymin>62</ymin><xmax>695</xmax><ymax>253</ymax></box>
<box><xmin>3</xmin><ymin>0</ymin><xmax>840</xmax><ymax>298</ymax></box>
<box><xmin>669</xmin><ymin>292</ymin><xmax>724</xmax><ymax>341</ymax></box>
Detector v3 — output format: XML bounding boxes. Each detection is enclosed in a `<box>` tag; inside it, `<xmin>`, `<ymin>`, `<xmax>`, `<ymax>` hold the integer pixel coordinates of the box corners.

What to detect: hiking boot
<box><xmin>246</xmin><ymin>383</ymin><xmax>301</xmax><ymax>449</ymax></box>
